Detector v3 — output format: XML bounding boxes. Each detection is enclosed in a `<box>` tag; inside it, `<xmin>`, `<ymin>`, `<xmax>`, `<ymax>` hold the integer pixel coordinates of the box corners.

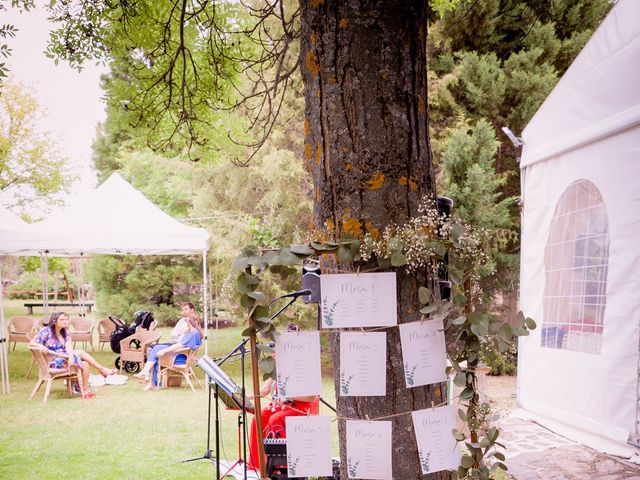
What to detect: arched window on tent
<box><xmin>541</xmin><ymin>179</ymin><xmax>609</xmax><ymax>354</ymax></box>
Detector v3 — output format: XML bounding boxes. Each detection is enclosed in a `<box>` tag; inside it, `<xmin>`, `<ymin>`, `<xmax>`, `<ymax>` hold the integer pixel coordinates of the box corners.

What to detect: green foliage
<box><xmin>233</xmin><ymin>208</ymin><xmax>536</xmax><ymax>478</ymax></box>
<box><xmin>87</xmin><ymin>255</ymin><xmax>201</xmax><ymax>326</ymax></box>
<box><xmin>0</xmin><ymin>1</ymin><xmax>35</xmax><ymax>81</ymax></box>
<box><xmin>428</xmin><ymin>0</ymin><xmax>610</xmax><ymax>306</ymax></box>
<box><xmin>0</xmin><ymin>80</ymin><xmax>73</xmax><ymax>210</ymax></box>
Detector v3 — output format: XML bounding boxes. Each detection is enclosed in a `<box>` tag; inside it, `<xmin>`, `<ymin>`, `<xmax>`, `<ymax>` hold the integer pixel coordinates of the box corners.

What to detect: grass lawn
<box><xmin>0</xmin><ymin>300</ymin><xmax>338</xmax><ymax>479</ymax></box>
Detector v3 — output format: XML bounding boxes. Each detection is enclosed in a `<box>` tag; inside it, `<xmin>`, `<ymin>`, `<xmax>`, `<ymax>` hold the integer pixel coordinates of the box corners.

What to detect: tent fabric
<box><xmin>521</xmin><ymin>0</ymin><xmax>640</xmax><ymax>168</ymax></box>
<box><xmin>0</xmin><ymin>207</ymin><xmax>37</xmax><ymax>256</ymax></box>
<box><xmin>4</xmin><ymin>173</ymin><xmax>209</xmax><ymax>256</ymax></box>
<box><xmin>518</xmin><ymin>0</ymin><xmax>640</xmax><ymax>456</ymax></box>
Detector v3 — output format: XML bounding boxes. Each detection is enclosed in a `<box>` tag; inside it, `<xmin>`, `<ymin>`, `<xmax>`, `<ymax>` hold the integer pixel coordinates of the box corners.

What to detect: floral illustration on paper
<box><xmin>404</xmin><ymin>362</ymin><xmax>417</xmax><ymax>386</ymax></box>
<box><xmin>287</xmin><ymin>454</ymin><xmax>301</xmax><ymax>476</ymax></box>
<box><xmin>340</xmin><ymin>370</ymin><xmax>355</xmax><ymax>395</ymax></box>
<box><xmin>347</xmin><ymin>456</ymin><xmax>360</xmax><ymax>478</ymax></box>
<box><xmin>321</xmin><ymin>296</ymin><xmax>339</xmax><ymax>326</ymax></box>
<box><xmin>419</xmin><ymin>449</ymin><xmax>431</xmax><ymax>473</ymax></box>
<box><xmin>277</xmin><ymin>375</ymin><xmax>290</xmax><ymax>397</ymax></box>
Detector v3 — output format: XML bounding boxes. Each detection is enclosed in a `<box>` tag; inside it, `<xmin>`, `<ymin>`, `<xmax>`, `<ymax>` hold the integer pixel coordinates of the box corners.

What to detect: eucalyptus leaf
<box><xmin>310</xmin><ymin>241</ymin><xmax>339</xmax><ymax>251</ymax></box>
<box><xmin>390</xmin><ymin>252</ymin><xmax>407</xmax><ymax>267</ymax></box>
<box><xmin>236</xmin><ymin>273</ymin><xmax>250</xmax><ymax>294</ymax></box>
<box><xmin>377</xmin><ymin>256</ymin><xmax>392</xmax><ymax>269</ymax></box>
<box><xmin>259</xmin><ymin>356</ymin><xmax>275</xmax><ymax>373</ymax></box>
<box><xmin>241</xmin><ymin>325</ymin><xmax>256</xmax><ymax>337</ymax></box>
<box><xmin>460</xmin><ymin>387</ymin><xmax>474</xmax><ymax>400</ymax></box>
<box><xmin>493</xmin><ymin>452</ymin><xmax>505</xmax><ymax>461</ymax></box>
<box><xmin>460</xmin><ymin>455</ymin><xmax>474</xmax><ymax>469</ymax></box>
<box><xmin>452</xmin><ymin>429</ymin><xmax>465</xmax><ymax>441</ymax></box>
<box><xmin>452</xmin><ymin>315</ymin><xmax>467</xmax><ymax>325</ymax></box>
<box><xmin>263</xmin><ymin>250</ymin><xmax>280</xmax><ymax>265</ymax></box>
<box><xmin>525</xmin><ymin>317</ymin><xmax>537</xmax><ymax>330</ymax></box>
<box><xmin>256</xmin><ymin>343</ymin><xmax>275</xmax><ymax>354</ymax></box>
<box><xmin>279</xmin><ymin>248</ymin><xmax>301</xmax><ymax>265</ymax></box>
<box><xmin>418</xmin><ymin>287</ymin><xmax>433</xmax><ymax>305</ymax></box>
<box><xmin>233</xmin><ymin>255</ymin><xmax>249</xmax><ymax>271</ymax></box>
<box><xmin>337</xmin><ymin>245</ymin><xmax>353</xmax><ymax>264</ymax></box>
<box><xmin>420</xmin><ymin>305</ymin><xmax>438</xmax><ymax>315</ymax></box>
<box><xmin>247</xmin><ymin>291</ymin><xmax>266</xmax><ymax>302</ymax></box>
<box><xmin>240</xmin><ymin>294</ymin><xmax>255</xmax><ymax>309</ymax></box>
<box><xmin>290</xmin><ymin>244</ymin><xmax>314</xmax><ymax>255</ymax></box>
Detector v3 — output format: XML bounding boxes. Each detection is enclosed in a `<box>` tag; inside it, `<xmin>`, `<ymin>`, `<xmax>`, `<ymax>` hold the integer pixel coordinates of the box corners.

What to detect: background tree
<box><xmin>0</xmin><ymin>80</ymin><xmax>72</xmax><ymax>211</ymax></box>
<box><xmin>427</xmin><ymin>0</ymin><xmax>610</xmax><ymax>311</ymax></box>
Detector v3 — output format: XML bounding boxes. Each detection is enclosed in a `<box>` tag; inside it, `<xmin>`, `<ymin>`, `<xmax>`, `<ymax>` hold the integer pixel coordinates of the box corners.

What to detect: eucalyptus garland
<box><xmin>233</xmin><ymin>199</ymin><xmax>535</xmax><ymax>480</ymax></box>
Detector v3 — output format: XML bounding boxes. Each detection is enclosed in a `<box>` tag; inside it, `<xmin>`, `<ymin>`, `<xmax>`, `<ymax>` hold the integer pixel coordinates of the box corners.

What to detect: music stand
<box><xmin>190</xmin><ymin>338</ymin><xmax>252</xmax><ymax>480</ymax></box>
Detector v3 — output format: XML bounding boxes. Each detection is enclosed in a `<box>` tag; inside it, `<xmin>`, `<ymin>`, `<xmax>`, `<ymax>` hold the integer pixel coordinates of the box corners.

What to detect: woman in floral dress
<box><xmin>29</xmin><ymin>312</ymin><xmax>117</xmax><ymax>399</ymax></box>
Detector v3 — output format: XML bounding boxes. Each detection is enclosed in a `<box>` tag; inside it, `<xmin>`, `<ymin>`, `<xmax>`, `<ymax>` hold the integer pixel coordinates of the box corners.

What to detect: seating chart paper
<box><xmin>275</xmin><ymin>331</ymin><xmax>322</xmax><ymax>397</ymax></box>
<box><xmin>399</xmin><ymin>318</ymin><xmax>448</xmax><ymax>388</ymax></box>
<box><xmin>411</xmin><ymin>405</ymin><xmax>460</xmax><ymax>475</ymax></box>
<box><xmin>346</xmin><ymin>420</ymin><xmax>392</xmax><ymax>480</ymax></box>
<box><xmin>320</xmin><ymin>272</ymin><xmax>397</xmax><ymax>328</ymax></box>
<box><xmin>286</xmin><ymin>416</ymin><xmax>333</xmax><ymax>478</ymax></box>
<box><xmin>339</xmin><ymin>332</ymin><xmax>386</xmax><ymax>396</ymax></box>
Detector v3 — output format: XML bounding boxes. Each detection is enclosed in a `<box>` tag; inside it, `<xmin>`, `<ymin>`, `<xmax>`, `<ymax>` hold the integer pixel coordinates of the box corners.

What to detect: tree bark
<box><xmin>300</xmin><ymin>1</ymin><xmax>447</xmax><ymax>478</ymax></box>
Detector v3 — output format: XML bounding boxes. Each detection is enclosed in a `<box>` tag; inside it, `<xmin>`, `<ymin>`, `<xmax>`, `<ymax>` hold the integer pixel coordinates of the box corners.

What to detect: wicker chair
<box><xmin>28</xmin><ymin>346</ymin><xmax>82</xmax><ymax>402</ymax></box>
<box><xmin>158</xmin><ymin>346</ymin><xmax>203</xmax><ymax>392</ymax></box>
<box><xmin>97</xmin><ymin>318</ymin><xmax>116</xmax><ymax>351</ymax></box>
<box><xmin>119</xmin><ymin>330</ymin><xmax>161</xmax><ymax>374</ymax></box>
<box><xmin>70</xmin><ymin>317</ymin><xmax>94</xmax><ymax>351</ymax></box>
<box><xmin>7</xmin><ymin>316</ymin><xmax>37</xmax><ymax>352</ymax></box>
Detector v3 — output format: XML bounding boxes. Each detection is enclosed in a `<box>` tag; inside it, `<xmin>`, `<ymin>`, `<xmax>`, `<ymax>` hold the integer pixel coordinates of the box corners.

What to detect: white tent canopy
<box><xmin>0</xmin><ymin>174</ymin><xmax>212</xmax><ymax>394</ymax></box>
<box><xmin>0</xmin><ymin>206</ymin><xmax>32</xmax><ymax>394</ymax></box>
<box><xmin>518</xmin><ymin>0</ymin><xmax>640</xmax><ymax>457</ymax></box>
<box><xmin>9</xmin><ymin>172</ymin><xmax>209</xmax><ymax>256</ymax></box>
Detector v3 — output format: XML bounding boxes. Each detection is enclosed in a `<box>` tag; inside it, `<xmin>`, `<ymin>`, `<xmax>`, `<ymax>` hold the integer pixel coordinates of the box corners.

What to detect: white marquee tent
<box><xmin>0</xmin><ymin>206</ymin><xmax>31</xmax><ymax>394</ymax></box>
<box><xmin>0</xmin><ymin>173</ymin><xmax>211</xmax><ymax>394</ymax></box>
<box><xmin>517</xmin><ymin>0</ymin><xmax>640</xmax><ymax>457</ymax></box>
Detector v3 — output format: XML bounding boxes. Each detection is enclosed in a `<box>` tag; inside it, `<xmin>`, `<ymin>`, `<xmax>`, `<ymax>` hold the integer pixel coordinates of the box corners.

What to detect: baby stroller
<box><xmin>109</xmin><ymin>311</ymin><xmax>156</xmax><ymax>373</ymax></box>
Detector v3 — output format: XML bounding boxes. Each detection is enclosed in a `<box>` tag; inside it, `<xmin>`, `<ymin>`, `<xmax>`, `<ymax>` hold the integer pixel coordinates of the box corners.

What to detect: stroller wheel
<box><xmin>114</xmin><ymin>356</ymin><xmax>121</xmax><ymax>370</ymax></box>
<box><xmin>124</xmin><ymin>361</ymin><xmax>140</xmax><ymax>374</ymax></box>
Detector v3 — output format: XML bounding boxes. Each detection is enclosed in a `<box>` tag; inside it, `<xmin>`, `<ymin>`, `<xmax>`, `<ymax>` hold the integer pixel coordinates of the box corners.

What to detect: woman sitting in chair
<box><xmin>135</xmin><ymin>313</ymin><xmax>203</xmax><ymax>390</ymax></box>
<box><xmin>29</xmin><ymin>312</ymin><xmax>117</xmax><ymax>399</ymax></box>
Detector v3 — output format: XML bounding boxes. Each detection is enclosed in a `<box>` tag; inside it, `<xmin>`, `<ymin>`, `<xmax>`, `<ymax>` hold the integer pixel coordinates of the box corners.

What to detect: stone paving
<box><xmin>497</xmin><ymin>416</ymin><xmax>640</xmax><ymax>479</ymax></box>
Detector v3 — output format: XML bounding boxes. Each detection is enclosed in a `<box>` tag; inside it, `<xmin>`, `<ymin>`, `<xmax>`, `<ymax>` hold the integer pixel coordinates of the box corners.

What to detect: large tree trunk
<box><xmin>300</xmin><ymin>1</ymin><xmax>448</xmax><ymax>479</ymax></box>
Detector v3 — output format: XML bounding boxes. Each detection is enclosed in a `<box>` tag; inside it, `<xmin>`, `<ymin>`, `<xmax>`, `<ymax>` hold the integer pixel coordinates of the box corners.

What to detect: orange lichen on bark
<box><xmin>315</xmin><ymin>142</ymin><xmax>322</xmax><ymax>164</ymax></box>
<box><xmin>305</xmin><ymin>143</ymin><xmax>313</xmax><ymax>162</ymax></box>
<box><xmin>342</xmin><ymin>217</ymin><xmax>363</xmax><ymax>237</ymax></box>
<box><xmin>339</xmin><ymin>18</ymin><xmax>348</xmax><ymax>28</ymax></box>
<box><xmin>345</xmin><ymin>162</ymin><xmax>353</xmax><ymax>171</ymax></box>
<box><xmin>316</xmin><ymin>187</ymin><xmax>321</xmax><ymax>203</ymax></box>
<box><xmin>365</xmin><ymin>221</ymin><xmax>380</xmax><ymax>241</ymax></box>
<box><xmin>399</xmin><ymin>175</ymin><xmax>418</xmax><ymax>191</ymax></box>
<box><xmin>435</xmin><ymin>386</ymin><xmax>442</xmax><ymax>398</ymax></box>
<box><xmin>311</xmin><ymin>31</ymin><xmax>318</xmax><ymax>46</ymax></box>
<box><xmin>310</xmin><ymin>0</ymin><xmax>325</xmax><ymax>8</ymax></box>
<box><xmin>306</xmin><ymin>50</ymin><xmax>320</xmax><ymax>76</ymax></box>
<box><xmin>366</xmin><ymin>171</ymin><xmax>385</xmax><ymax>190</ymax></box>
<box><xmin>342</xmin><ymin>146</ymin><xmax>350</xmax><ymax>153</ymax></box>
<box><xmin>304</xmin><ymin>118</ymin><xmax>311</xmax><ymax>136</ymax></box>
<box><xmin>325</xmin><ymin>218</ymin><xmax>335</xmax><ymax>233</ymax></box>
<box><xmin>417</xmin><ymin>94</ymin><xmax>426</xmax><ymax>113</ymax></box>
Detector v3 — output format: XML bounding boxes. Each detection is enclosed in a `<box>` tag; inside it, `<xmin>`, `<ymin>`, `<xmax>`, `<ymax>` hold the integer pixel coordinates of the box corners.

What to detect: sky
<box><xmin>3</xmin><ymin>2</ymin><xmax>106</xmax><ymax>213</ymax></box>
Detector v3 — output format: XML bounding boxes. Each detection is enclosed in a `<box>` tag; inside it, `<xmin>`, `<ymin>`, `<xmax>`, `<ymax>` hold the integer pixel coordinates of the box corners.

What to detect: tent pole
<box><xmin>42</xmin><ymin>252</ymin><xmax>49</xmax><ymax>320</ymax></box>
<box><xmin>78</xmin><ymin>254</ymin><xmax>85</xmax><ymax>316</ymax></box>
<box><xmin>0</xmin><ymin>263</ymin><xmax>10</xmax><ymax>394</ymax></box>
<box><xmin>202</xmin><ymin>250</ymin><xmax>208</xmax><ymax>357</ymax></box>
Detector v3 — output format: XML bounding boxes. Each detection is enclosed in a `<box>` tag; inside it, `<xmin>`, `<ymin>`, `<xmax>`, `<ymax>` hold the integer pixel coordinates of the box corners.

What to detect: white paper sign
<box><xmin>285</xmin><ymin>416</ymin><xmax>333</xmax><ymax>478</ymax></box>
<box><xmin>346</xmin><ymin>420</ymin><xmax>392</xmax><ymax>480</ymax></box>
<box><xmin>275</xmin><ymin>331</ymin><xmax>322</xmax><ymax>397</ymax></box>
<box><xmin>339</xmin><ymin>332</ymin><xmax>386</xmax><ymax>396</ymax></box>
<box><xmin>399</xmin><ymin>319</ymin><xmax>448</xmax><ymax>388</ymax></box>
<box><xmin>412</xmin><ymin>405</ymin><xmax>460</xmax><ymax>475</ymax></box>
<box><xmin>320</xmin><ymin>272</ymin><xmax>397</xmax><ymax>328</ymax></box>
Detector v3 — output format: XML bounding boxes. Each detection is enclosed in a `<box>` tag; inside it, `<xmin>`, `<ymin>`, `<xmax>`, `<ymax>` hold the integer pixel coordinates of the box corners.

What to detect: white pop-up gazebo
<box><xmin>0</xmin><ymin>206</ymin><xmax>33</xmax><ymax>394</ymax></box>
<box><xmin>517</xmin><ymin>0</ymin><xmax>640</xmax><ymax>457</ymax></box>
<box><xmin>0</xmin><ymin>173</ymin><xmax>211</xmax><ymax>393</ymax></box>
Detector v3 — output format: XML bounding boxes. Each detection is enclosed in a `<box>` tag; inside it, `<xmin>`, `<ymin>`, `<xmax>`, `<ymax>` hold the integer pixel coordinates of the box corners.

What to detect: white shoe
<box><xmin>133</xmin><ymin>371</ymin><xmax>149</xmax><ymax>380</ymax></box>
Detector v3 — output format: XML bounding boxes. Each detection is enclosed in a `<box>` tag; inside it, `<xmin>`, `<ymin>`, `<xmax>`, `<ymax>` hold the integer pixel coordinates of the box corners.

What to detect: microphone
<box><xmin>279</xmin><ymin>289</ymin><xmax>312</xmax><ymax>299</ymax></box>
